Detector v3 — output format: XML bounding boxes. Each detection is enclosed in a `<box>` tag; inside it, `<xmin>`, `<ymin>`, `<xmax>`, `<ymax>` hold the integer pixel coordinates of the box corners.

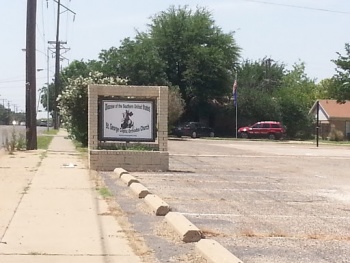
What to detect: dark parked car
<box><xmin>238</xmin><ymin>121</ymin><xmax>286</xmax><ymax>140</ymax></box>
<box><xmin>172</xmin><ymin>122</ymin><xmax>215</xmax><ymax>138</ymax></box>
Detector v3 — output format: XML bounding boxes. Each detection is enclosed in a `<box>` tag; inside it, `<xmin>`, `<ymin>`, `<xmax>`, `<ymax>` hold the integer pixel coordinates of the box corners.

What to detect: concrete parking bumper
<box><xmin>165</xmin><ymin>212</ymin><xmax>202</xmax><ymax>243</ymax></box>
<box><xmin>196</xmin><ymin>239</ymin><xmax>244</xmax><ymax>263</ymax></box>
<box><xmin>130</xmin><ymin>183</ymin><xmax>150</xmax><ymax>198</ymax></box>
<box><xmin>144</xmin><ymin>194</ymin><xmax>170</xmax><ymax>216</ymax></box>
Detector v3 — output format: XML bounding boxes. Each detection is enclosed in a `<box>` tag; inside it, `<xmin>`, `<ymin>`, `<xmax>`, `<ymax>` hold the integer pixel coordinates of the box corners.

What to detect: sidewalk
<box><xmin>0</xmin><ymin>130</ymin><xmax>143</xmax><ymax>263</ymax></box>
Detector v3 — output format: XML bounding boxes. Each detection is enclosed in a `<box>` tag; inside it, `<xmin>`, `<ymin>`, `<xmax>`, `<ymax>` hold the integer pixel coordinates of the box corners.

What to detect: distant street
<box><xmin>0</xmin><ymin>125</ymin><xmax>47</xmax><ymax>149</ymax></box>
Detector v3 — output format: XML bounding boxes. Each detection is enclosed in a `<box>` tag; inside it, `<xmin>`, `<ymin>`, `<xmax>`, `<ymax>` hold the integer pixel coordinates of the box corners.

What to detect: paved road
<box><xmin>102</xmin><ymin>138</ymin><xmax>350</xmax><ymax>263</ymax></box>
<box><xmin>0</xmin><ymin>125</ymin><xmax>47</xmax><ymax>149</ymax></box>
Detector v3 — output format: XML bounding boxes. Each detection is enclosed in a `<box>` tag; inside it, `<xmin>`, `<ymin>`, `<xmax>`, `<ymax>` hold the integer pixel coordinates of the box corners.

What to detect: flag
<box><xmin>232</xmin><ymin>79</ymin><xmax>237</xmax><ymax>106</ymax></box>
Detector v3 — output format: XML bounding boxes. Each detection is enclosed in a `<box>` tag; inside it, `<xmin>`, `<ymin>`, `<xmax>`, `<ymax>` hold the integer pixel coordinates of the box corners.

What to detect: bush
<box><xmin>168</xmin><ymin>86</ymin><xmax>185</xmax><ymax>130</ymax></box>
<box><xmin>328</xmin><ymin>125</ymin><xmax>344</xmax><ymax>141</ymax></box>
<box><xmin>57</xmin><ymin>72</ymin><xmax>127</xmax><ymax>146</ymax></box>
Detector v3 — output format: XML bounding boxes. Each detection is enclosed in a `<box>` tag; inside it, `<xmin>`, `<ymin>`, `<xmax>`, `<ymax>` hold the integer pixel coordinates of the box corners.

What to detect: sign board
<box><xmin>99</xmin><ymin>98</ymin><xmax>156</xmax><ymax>141</ymax></box>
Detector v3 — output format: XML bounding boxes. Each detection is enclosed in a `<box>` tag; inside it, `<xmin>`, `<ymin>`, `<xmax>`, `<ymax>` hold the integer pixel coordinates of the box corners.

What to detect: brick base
<box><xmin>89</xmin><ymin>150</ymin><xmax>169</xmax><ymax>171</ymax></box>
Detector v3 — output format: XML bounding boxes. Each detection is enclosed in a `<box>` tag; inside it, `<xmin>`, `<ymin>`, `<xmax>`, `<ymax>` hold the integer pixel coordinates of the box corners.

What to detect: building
<box><xmin>309</xmin><ymin>100</ymin><xmax>350</xmax><ymax>140</ymax></box>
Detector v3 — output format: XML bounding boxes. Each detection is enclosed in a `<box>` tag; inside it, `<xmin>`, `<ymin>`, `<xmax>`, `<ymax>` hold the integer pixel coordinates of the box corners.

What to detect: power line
<box><xmin>50</xmin><ymin>0</ymin><xmax>75</xmax><ymax>129</ymax></box>
<box><xmin>0</xmin><ymin>77</ymin><xmax>47</xmax><ymax>86</ymax></box>
<box><xmin>40</xmin><ymin>0</ymin><xmax>47</xmax><ymax>50</ymax></box>
<box><xmin>244</xmin><ymin>0</ymin><xmax>350</xmax><ymax>15</ymax></box>
<box><xmin>0</xmin><ymin>79</ymin><xmax>27</xmax><ymax>84</ymax></box>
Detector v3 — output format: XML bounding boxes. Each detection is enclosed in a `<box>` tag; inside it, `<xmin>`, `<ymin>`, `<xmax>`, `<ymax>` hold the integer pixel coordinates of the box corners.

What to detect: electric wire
<box><xmin>244</xmin><ymin>0</ymin><xmax>350</xmax><ymax>15</ymax></box>
<box><xmin>65</xmin><ymin>0</ymin><xmax>69</xmax><ymax>41</ymax></box>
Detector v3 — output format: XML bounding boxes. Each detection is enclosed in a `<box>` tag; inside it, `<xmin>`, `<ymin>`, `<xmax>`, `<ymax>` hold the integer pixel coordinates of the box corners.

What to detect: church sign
<box><xmin>99</xmin><ymin>98</ymin><xmax>156</xmax><ymax>142</ymax></box>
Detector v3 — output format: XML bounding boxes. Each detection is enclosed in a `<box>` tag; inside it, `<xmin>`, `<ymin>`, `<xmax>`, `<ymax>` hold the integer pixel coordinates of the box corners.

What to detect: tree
<box><xmin>276</xmin><ymin>63</ymin><xmax>317</xmax><ymax>138</ymax></box>
<box><xmin>149</xmin><ymin>6</ymin><xmax>240</xmax><ymax>120</ymax></box>
<box><xmin>232</xmin><ymin>59</ymin><xmax>285</xmax><ymax>127</ymax></box>
<box><xmin>315</xmin><ymin>78</ymin><xmax>338</xmax><ymax>99</ymax></box>
<box><xmin>99</xmin><ymin>36</ymin><xmax>168</xmax><ymax>85</ymax></box>
<box><xmin>0</xmin><ymin>104</ymin><xmax>9</xmax><ymax>125</ymax></box>
<box><xmin>98</xmin><ymin>6</ymin><xmax>240</xmax><ymax>121</ymax></box>
<box><xmin>56</xmin><ymin>6</ymin><xmax>240</xmax><ymax>139</ymax></box>
<box><xmin>40</xmin><ymin>60</ymin><xmax>101</xmax><ymax>115</ymax></box>
<box><xmin>332</xmin><ymin>43</ymin><xmax>350</xmax><ymax>102</ymax></box>
<box><xmin>237</xmin><ymin>58</ymin><xmax>285</xmax><ymax>93</ymax></box>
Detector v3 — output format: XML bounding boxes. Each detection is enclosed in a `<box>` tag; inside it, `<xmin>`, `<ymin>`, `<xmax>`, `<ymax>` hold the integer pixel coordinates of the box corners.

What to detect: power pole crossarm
<box><xmin>53</xmin><ymin>0</ymin><xmax>76</xmax><ymax>17</ymax></box>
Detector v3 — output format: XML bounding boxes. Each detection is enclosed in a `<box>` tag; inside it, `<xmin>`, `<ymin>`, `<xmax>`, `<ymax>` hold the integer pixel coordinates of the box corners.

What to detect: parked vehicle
<box><xmin>172</xmin><ymin>122</ymin><xmax>215</xmax><ymax>138</ymax></box>
<box><xmin>238</xmin><ymin>121</ymin><xmax>286</xmax><ymax>140</ymax></box>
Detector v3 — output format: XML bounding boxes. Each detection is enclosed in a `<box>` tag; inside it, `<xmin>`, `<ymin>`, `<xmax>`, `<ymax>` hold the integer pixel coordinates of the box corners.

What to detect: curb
<box><xmin>196</xmin><ymin>239</ymin><xmax>244</xmax><ymax>263</ymax></box>
<box><xmin>144</xmin><ymin>194</ymin><xmax>170</xmax><ymax>216</ymax></box>
<box><xmin>165</xmin><ymin>212</ymin><xmax>202</xmax><ymax>242</ymax></box>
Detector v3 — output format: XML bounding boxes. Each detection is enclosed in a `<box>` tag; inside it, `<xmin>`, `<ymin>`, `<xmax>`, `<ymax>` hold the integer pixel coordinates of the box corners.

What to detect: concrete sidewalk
<box><xmin>0</xmin><ymin>130</ymin><xmax>143</xmax><ymax>263</ymax></box>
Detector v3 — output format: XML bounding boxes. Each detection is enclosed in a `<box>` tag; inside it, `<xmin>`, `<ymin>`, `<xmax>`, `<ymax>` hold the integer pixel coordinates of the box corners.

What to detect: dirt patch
<box><xmin>91</xmin><ymin>170</ymin><xmax>157</xmax><ymax>262</ymax></box>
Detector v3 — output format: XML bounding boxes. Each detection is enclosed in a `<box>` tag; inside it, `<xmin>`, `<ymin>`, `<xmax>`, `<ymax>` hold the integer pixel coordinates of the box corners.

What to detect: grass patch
<box><xmin>72</xmin><ymin>140</ymin><xmax>88</xmax><ymax>153</ymax></box>
<box><xmin>42</xmin><ymin>129</ymin><xmax>59</xmax><ymax>136</ymax></box>
<box><xmin>37</xmin><ymin>129</ymin><xmax>59</xmax><ymax>150</ymax></box>
<box><xmin>37</xmin><ymin>136</ymin><xmax>54</xmax><ymax>150</ymax></box>
<box><xmin>99</xmin><ymin>187</ymin><xmax>113</xmax><ymax>198</ymax></box>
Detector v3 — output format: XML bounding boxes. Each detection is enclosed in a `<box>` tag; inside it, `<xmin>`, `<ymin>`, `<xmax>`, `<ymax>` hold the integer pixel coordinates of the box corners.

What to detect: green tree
<box><xmin>149</xmin><ymin>6</ymin><xmax>240</xmax><ymax>120</ymax></box>
<box><xmin>40</xmin><ymin>60</ymin><xmax>101</xmax><ymax>115</ymax></box>
<box><xmin>98</xmin><ymin>6</ymin><xmax>240</xmax><ymax>121</ymax></box>
<box><xmin>233</xmin><ymin>59</ymin><xmax>285</xmax><ymax>127</ymax></box>
<box><xmin>332</xmin><ymin>43</ymin><xmax>350</xmax><ymax>102</ymax></box>
<box><xmin>56</xmin><ymin>6</ymin><xmax>240</xmax><ymax>138</ymax></box>
<box><xmin>315</xmin><ymin>78</ymin><xmax>338</xmax><ymax>99</ymax></box>
<box><xmin>276</xmin><ymin>63</ymin><xmax>317</xmax><ymax>138</ymax></box>
<box><xmin>99</xmin><ymin>36</ymin><xmax>168</xmax><ymax>85</ymax></box>
<box><xmin>0</xmin><ymin>104</ymin><xmax>9</xmax><ymax>124</ymax></box>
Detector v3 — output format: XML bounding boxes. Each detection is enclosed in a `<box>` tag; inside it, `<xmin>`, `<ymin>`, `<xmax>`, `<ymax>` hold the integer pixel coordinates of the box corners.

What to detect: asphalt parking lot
<box><xmin>102</xmin><ymin>138</ymin><xmax>350</xmax><ymax>263</ymax></box>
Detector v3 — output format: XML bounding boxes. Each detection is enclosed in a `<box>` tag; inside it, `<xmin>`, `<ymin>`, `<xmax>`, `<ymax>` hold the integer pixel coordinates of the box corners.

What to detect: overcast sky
<box><xmin>1</xmin><ymin>0</ymin><xmax>349</xmax><ymax>117</ymax></box>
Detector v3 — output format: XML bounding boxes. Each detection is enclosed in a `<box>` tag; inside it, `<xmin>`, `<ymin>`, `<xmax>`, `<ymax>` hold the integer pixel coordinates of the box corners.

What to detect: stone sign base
<box><xmin>89</xmin><ymin>150</ymin><xmax>169</xmax><ymax>171</ymax></box>
<box><xmin>88</xmin><ymin>85</ymin><xmax>169</xmax><ymax>172</ymax></box>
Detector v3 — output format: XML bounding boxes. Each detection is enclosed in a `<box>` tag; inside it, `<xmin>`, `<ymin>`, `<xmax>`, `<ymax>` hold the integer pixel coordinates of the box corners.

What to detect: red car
<box><xmin>238</xmin><ymin>121</ymin><xmax>286</xmax><ymax>140</ymax></box>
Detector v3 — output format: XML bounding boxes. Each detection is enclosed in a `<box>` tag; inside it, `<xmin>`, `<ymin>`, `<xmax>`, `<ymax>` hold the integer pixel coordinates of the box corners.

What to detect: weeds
<box><xmin>99</xmin><ymin>187</ymin><xmax>113</xmax><ymax>198</ymax></box>
<box><xmin>2</xmin><ymin>127</ymin><xmax>26</xmax><ymax>154</ymax></box>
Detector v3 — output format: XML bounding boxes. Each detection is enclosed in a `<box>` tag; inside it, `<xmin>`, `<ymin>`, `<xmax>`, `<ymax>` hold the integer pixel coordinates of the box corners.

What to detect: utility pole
<box><xmin>46</xmin><ymin>46</ymin><xmax>50</xmax><ymax>131</ymax></box>
<box><xmin>50</xmin><ymin>0</ymin><xmax>75</xmax><ymax>130</ymax></box>
<box><xmin>53</xmin><ymin>0</ymin><xmax>60</xmax><ymax>130</ymax></box>
<box><xmin>25</xmin><ymin>0</ymin><xmax>37</xmax><ymax>149</ymax></box>
<box><xmin>7</xmin><ymin>101</ymin><xmax>11</xmax><ymax>125</ymax></box>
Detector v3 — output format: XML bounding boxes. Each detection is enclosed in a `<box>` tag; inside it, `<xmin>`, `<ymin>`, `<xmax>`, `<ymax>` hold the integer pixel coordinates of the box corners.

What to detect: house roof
<box><xmin>310</xmin><ymin>100</ymin><xmax>350</xmax><ymax>119</ymax></box>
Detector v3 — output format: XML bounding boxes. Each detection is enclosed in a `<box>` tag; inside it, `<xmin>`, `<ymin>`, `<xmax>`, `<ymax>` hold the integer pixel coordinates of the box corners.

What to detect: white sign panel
<box><xmin>101</xmin><ymin>100</ymin><xmax>155</xmax><ymax>141</ymax></box>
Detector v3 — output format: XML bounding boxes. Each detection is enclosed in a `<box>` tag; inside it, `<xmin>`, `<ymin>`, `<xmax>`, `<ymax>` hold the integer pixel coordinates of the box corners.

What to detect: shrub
<box><xmin>168</xmin><ymin>86</ymin><xmax>185</xmax><ymax>130</ymax></box>
<box><xmin>57</xmin><ymin>72</ymin><xmax>127</xmax><ymax>146</ymax></box>
<box><xmin>328</xmin><ymin>124</ymin><xmax>344</xmax><ymax>141</ymax></box>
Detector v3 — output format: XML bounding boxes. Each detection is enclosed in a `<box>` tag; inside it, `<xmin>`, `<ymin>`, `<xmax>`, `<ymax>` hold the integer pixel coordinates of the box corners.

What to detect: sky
<box><xmin>0</xmin><ymin>0</ymin><xmax>349</xmax><ymax>118</ymax></box>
